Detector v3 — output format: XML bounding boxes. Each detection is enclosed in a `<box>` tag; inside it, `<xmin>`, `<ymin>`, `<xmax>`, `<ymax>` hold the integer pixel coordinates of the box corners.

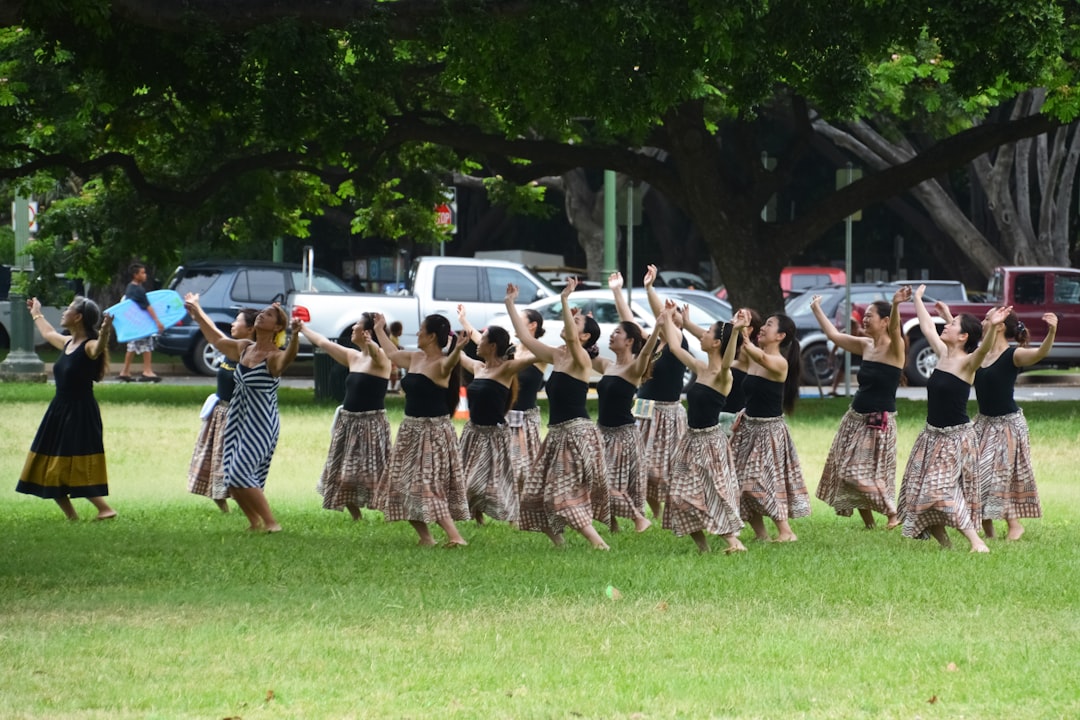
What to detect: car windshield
<box><xmin>290</xmin><ymin>271</ymin><xmax>353</xmax><ymax>293</ymax></box>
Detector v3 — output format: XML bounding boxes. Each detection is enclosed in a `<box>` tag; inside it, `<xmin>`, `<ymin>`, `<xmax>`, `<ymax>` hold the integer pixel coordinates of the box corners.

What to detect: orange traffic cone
<box><xmin>454</xmin><ymin>385</ymin><xmax>470</xmax><ymax>421</ymax></box>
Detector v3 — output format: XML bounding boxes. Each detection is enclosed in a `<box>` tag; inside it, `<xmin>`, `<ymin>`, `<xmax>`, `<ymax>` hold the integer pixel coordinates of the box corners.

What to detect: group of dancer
<box><xmin>16</xmin><ymin>268</ymin><xmax>1055</xmax><ymax>554</ymax></box>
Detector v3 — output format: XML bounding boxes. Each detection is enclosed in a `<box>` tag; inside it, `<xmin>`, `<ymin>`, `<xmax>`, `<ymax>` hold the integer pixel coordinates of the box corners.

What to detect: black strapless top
<box><xmin>402</xmin><ymin>373</ymin><xmax>450</xmax><ymax>418</ymax></box>
<box><xmin>466</xmin><ymin>378</ymin><xmax>510</xmax><ymax>426</ymax></box>
<box><xmin>638</xmin><ymin>336</ymin><xmax>689</xmax><ymax>402</ymax></box>
<box><xmin>723</xmin><ymin>367</ymin><xmax>748</xmax><ymax>413</ymax></box>
<box><xmin>546</xmin><ymin>371</ymin><xmax>589</xmax><ymax>425</ymax></box>
<box><xmin>973</xmin><ymin>348</ymin><xmax>1019</xmax><ymax>417</ymax></box>
<box><xmin>926</xmin><ymin>370</ymin><xmax>971</xmax><ymax>427</ymax></box>
<box><xmin>743</xmin><ymin>374</ymin><xmax>784</xmax><ymax>418</ymax></box>
<box><xmin>850</xmin><ymin>360</ymin><xmax>901</xmax><ymax>414</ymax></box>
<box><xmin>687</xmin><ymin>383</ymin><xmax>727</xmax><ymax>429</ymax></box>
<box><xmin>597</xmin><ymin>375</ymin><xmax>636</xmax><ymax>428</ymax></box>
<box><xmin>343</xmin><ymin>372</ymin><xmax>388</xmax><ymax>412</ymax></box>
<box><xmin>513</xmin><ymin>364</ymin><xmax>544</xmax><ymax>411</ymax></box>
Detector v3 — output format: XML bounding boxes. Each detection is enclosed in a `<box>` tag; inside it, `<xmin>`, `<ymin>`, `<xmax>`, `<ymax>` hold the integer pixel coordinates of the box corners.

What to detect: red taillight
<box><xmin>292</xmin><ymin>306</ymin><xmax>311</xmax><ymax>322</ymax></box>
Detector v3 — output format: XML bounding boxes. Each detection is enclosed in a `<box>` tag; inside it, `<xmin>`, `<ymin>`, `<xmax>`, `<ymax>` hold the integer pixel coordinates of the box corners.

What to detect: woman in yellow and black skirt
<box><xmin>17</xmin><ymin>296</ymin><xmax>116</xmax><ymax>521</ymax></box>
<box><xmin>300</xmin><ymin>312</ymin><xmax>392</xmax><ymax>521</ymax></box>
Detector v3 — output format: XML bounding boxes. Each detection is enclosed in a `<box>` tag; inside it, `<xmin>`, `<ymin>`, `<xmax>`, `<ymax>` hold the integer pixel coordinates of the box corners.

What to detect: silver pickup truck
<box><xmin>288</xmin><ymin>256</ymin><xmax>555</xmax><ymax>347</ymax></box>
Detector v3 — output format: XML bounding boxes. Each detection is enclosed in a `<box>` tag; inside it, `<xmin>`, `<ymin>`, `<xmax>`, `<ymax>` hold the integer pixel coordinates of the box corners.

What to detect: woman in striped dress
<box><xmin>184</xmin><ymin>295</ymin><xmax>300</xmax><ymax>533</ymax></box>
<box><xmin>187</xmin><ymin>307</ymin><xmax>257</xmax><ymax>512</ymax></box>
<box><xmin>941</xmin><ymin>306</ymin><xmax>1057</xmax><ymax>541</ymax></box>
<box><xmin>660</xmin><ymin>304</ymin><xmax>749</xmax><ymax>553</ymax></box>
<box><xmin>374</xmin><ymin>313</ymin><xmax>470</xmax><ymax>547</ymax></box>
<box><xmin>599</xmin><ymin>272</ymin><xmax>664</xmax><ymax>532</ymax></box>
<box><xmin>810</xmin><ymin>288</ymin><xmax>907</xmax><ymax>529</ymax></box>
<box><xmin>18</xmin><ymin>297</ymin><xmax>116</xmax><ymax>521</ymax></box>
<box><xmin>896</xmin><ymin>286</ymin><xmax>1009</xmax><ymax>551</ymax></box>
<box><xmin>299</xmin><ymin>313</ymin><xmax>392</xmax><ymax>521</ymax></box>
<box><xmin>506</xmin><ymin>278</ymin><xmax>611</xmax><ymax>549</ymax></box>
<box><xmin>730</xmin><ymin>313</ymin><xmax>808</xmax><ymax>542</ymax></box>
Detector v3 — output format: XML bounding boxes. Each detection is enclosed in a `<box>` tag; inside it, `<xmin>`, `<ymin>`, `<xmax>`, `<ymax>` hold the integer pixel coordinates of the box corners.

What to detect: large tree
<box><xmin>1</xmin><ymin>1</ymin><xmax>1076</xmax><ymax>308</ymax></box>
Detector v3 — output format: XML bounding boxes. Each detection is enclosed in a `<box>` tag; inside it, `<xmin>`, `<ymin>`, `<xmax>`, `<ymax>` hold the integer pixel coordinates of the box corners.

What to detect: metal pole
<box><xmin>625</xmin><ymin>183</ymin><xmax>634</xmax><ymax>306</ymax></box>
<box><xmin>0</xmin><ymin>194</ymin><xmax>46</xmax><ymax>382</ymax></box>
<box><xmin>604</xmin><ymin>171</ymin><xmax>617</xmax><ymax>277</ymax></box>
<box><xmin>844</xmin><ymin>164</ymin><xmax>853</xmax><ymax>396</ymax></box>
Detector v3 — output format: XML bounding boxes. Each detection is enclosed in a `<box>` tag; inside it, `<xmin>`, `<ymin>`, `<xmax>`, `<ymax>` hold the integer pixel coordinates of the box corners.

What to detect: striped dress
<box><xmin>221</xmin><ymin>359</ymin><xmax>281</xmax><ymax>490</ymax></box>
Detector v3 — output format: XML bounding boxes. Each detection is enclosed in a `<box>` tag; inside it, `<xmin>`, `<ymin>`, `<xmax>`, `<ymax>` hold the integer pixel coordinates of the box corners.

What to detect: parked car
<box><xmin>157</xmin><ymin>260</ymin><xmax>355</xmax><ymax>375</ymax></box>
<box><xmin>654</xmin><ymin>270</ymin><xmax>710</xmax><ymax>290</ymax></box>
<box><xmin>714</xmin><ymin>265</ymin><xmax>847</xmax><ymax>301</ymax></box>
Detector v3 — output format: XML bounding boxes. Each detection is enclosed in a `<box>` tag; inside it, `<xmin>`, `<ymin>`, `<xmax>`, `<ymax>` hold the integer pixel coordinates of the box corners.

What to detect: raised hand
<box><xmin>183</xmin><ymin>292</ymin><xmax>201</xmax><ymax>309</ymax></box>
<box><xmin>733</xmin><ymin>308</ymin><xmax>750</xmax><ymax>330</ymax></box>
<box><xmin>913</xmin><ymin>284</ymin><xmax>926</xmax><ymax>300</ymax></box>
<box><xmin>1044</xmin><ymin>312</ymin><xmax>1059</xmax><ymax>331</ymax></box>
<box><xmin>371</xmin><ymin>312</ymin><xmax>386</xmax><ymax>331</ymax></box>
<box><xmin>810</xmin><ymin>294</ymin><xmax>823</xmax><ymax>310</ymax></box>
<box><xmin>987</xmin><ymin>305</ymin><xmax>1013</xmax><ymax>326</ymax></box>
<box><xmin>457</xmin><ymin>303</ymin><xmax>468</xmax><ymax>325</ymax></box>
<box><xmin>643</xmin><ymin>264</ymin><xmax>657</xmax><ymax>288</ymax></box>
<box><xmin>505</xmin><ymin>283</ymin><xmax>519</xmax><ymax>304</ymax></box>
<box><xmin>893</xmin><ymin>285</ymin><xmax>912</xmax><ymax>304</ymax></box>
<box><xmin>560</xmin><ymin>277</ymin><xmax>577</xmax><ymax>298</ymax></box>
<box><xmin>934</xmin><ymin>300</ymin><xmax>951</xmax><ymax>318</ymax></box>
<box><xmin>608</xmin><ymin>272</ymin><xmax>623</xmax><ymax>290</ymax></box>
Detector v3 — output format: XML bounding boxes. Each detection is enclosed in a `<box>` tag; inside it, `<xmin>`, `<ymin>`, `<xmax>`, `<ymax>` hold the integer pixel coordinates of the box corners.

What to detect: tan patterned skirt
<box><xmin>508</xmin><ymin>407</ymin><xmax>542</xmax><ymax>493</ymax></box>
<box><xmin>816</xmin><ymin>408</ymin><xmax>897</xmax><ymax>518</ymax></box>
<box><xmin>975</xmin><ymin>410</ymin><xmax>1041</xmax><ymax>520</ymax></box>
<box><xmin>638</xmin><ymin>401</ymin><xmax>687</xmax><ymax>505</ymax></box>
<box><xmin>519</xmin><ymin>418</ymin><xmax>610</xmax><ymax>535</ymax></box>
<box><xmin>461</xmin><ymin>422</ymin><xmax>519</xmax><ymax>522</ymax></box>
<box><xmin>601</xmin><ymin>423</ymin><xmax>647</xmax><ymax>521</ymax></box>
<box><xmin>663</xmin><ymin>425</ymin><xmax>744</xmax><ymax>537</ymax></box>
<box><xmin>188</xmin><ymin>401</ymin><xmax>229</xmax><ymax>500</ymax></box>
<box><xmin>378</xmin><ymin>416</ymin><xmax>469</xmax><ymax>523</ymax></box>
<box><xmin>897</xmin><ymin>422</ymin><xmax>978</xmax><ymax>538</ymax></box>
<box><xmin>730</xmin><ymin>414</ymin><xmax>810</xmax><ymax>522</ymax></box>
<box><xmin>317</xmin><ymin>409</ymin><xmax>390</xmax><ymax>512</ymax></box>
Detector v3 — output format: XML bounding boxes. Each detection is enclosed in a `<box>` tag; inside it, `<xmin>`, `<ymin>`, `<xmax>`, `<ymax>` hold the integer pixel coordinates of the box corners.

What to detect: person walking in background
<box><xmin>186</xmin><ymin>307</ymin><xmax>258</xmax><ymax>512</ymax></box>
<box><xmin>17</xmin><ymin>296</ymin><xmax>117</xmax><ymax>521</ymax></box>
<box><xmin>730</xmin><ymin>312</ymin><xmax>808</xmax><ymax>542</ymax></box>
<box><xmin>601</xmin><ymin>271</ymin><xmax>665</xmax><ymax>532</ymax></box>
<box><xmin>506</xmin><ymin>279</ymin><xmax>612</xmax><ymax>549</ymax></box>
<box><xmin>118</xmin><ymin>261</ymin><xmax>163</xmax><ymax>382</ymax></box>
<box><xmin>184</xmin><ymin>295</ymin><xmax>300</xmax><ymax>533</ymax></box>
<box><xmin>896</xmin><ymin>285</ymin><xmax>1009</xmax><ymax>552</ymax></box>
<box><xmin>300</xmin><ymin>313</ymin><xmax>392</xmax><ymax>521</ymax></box>
<box><xmin>660</xmin><ymin>305</ymin><xmax>749</xmax><ymax>553</ymax></box>
<box><xmin>939</xmin><ymin>304</ymin><xmax>1057</xmax><ymax>541</ymax></box>
<box><xmin>811</xmin><ymin>288</ymin><xmax>907</xmax><ymax>529</ymax></box>
<box><xmin>374</xmin><ymin>313</ymin><xmax>470</xmax><ymax>547</ymax></box>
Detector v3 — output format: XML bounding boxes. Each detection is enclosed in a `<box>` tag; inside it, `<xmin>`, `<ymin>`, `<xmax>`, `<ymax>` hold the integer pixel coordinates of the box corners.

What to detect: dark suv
<box><xmin>158</xmin><ymin>260</ymin><xmax>353</xmax><ymax>375</ymax></box>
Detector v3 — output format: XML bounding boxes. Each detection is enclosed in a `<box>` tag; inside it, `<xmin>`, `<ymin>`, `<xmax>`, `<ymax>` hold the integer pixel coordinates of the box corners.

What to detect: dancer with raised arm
<box><xmin>730</xmin><ymin>312</ymin><xmax>808</xmax><ymax>542</ymax></box>
<box><xmin>719</xmin><ymin>308</ymin><xmax>763</xmax><ymax>435</ymax></box>
<box><xmin>374</xmin><ymin>313</ymin><xmax>470</xmax><ymax>547</ymax></box>
<box><xmin>18</xmin><ymin>297</ymin><xmax>116</xmax><ymax>521</ymax></box>
<box><xmin>300</xmin><ymin>313</ymin><xmax>392</xmax><ymax>521</ymax></box>
<box><xmin>661</xmin><ymin>303</ymin><xmax>749</xmax><ymax>553</ymax></box>
<box><xmin>187</xmin><ymin>307</ymin><xmax>257</xmax><ymax>512</ymax></box>
<box><xmin>601</xmin><ymin>271</ymin><xmax>665</xmax><ymax>532</ymax></box>
<box><xmin>506</xmin><ymin>279</ymin><xmax>611</xmax><ymax>549</ymax></box>
<box><xmin>896</xmin><ymin>285</ymin><xmax>1009</xmax><ymax>552</ymax></box>
<box><xmin>184</xmin><ymin>295</ymin><xmax>301</xmax><ymax>533</ymax></box>
<box><xmin>810</xmin><ymin>287</ymin><xmax>908</xmax><ymax>529</ymax></box>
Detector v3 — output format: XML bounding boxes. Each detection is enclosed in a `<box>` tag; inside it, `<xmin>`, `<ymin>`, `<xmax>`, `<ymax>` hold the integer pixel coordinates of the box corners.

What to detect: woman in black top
<box><xmin>187</xmin><ymin>307</ymin><xmax>257</xmax><ymax>512</ymax></box>
<box><xmin>946</xmin><ymin>306</ymin><xmax>1057</xmax><ymax>540</ymax></box>
<box><xmin>810</xmin><ymin>288</ymin><xmax>907</xmax><ymax>529</ymax></box>
<box><xmin>506</xmin><ymin>279</ymin><xmax>611</xmax><ymax>549</ymax></box>
<box><xmin>300</xmin><ymin>313</ymin><xmax>392</xmax><ymax>521</ymax></box>
<box><xmin>375</xmin><ymin>313</ymin><xmax>469</xmax><ymax>547</ymax></box>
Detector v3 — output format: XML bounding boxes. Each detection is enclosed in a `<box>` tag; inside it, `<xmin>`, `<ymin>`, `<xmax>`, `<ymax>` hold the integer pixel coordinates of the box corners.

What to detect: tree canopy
<box><xmin>2</xmin><ymin>0</ymin><xmax>1076</xmax><ymax>307</ymax></box>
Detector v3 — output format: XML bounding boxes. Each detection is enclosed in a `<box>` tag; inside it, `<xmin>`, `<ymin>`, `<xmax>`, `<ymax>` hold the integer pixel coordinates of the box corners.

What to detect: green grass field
<box><xmin>2</xmin><ymin>384</ymin><xmax>1078</xmax><ymax>719</ymax></box>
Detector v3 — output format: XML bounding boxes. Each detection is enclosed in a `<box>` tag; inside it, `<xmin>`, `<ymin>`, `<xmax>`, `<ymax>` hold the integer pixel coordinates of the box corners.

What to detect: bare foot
<box><xmin>969</xmin><ymin>541</ymin><xmax>990</xmax><ymax>553</ymax></box>
<box><xmin>591</xmin><ymin>541</ymin><xmax>611</xmax><ymax>551</ymax></box>
<box><xmin>417</xmin><ymin>538</ymin><xmax>438</xmax><ymax>547</ymax></box>
<box><xmin>265</xmin><ymin>524</ymin><xmax>282</xmax><ymax>533</ymax></box>
<box><xmin>724</xmin><ymin>544</ymin><xmax>748</xmax><ymax>554</ymax></box>
<box><xmin>886</xmin><ymin>516</ymin><xmax>901</xmax><ymax>530</ymax></box>
<box><xmin>443</xmin><ymin>539</ymin><xmax>468</xmax><ymax>549</ymax></box>
<box><xmin>754</xmin><ymin>534</ymin><xmax>774</xmax><ymax>543</ymax></box>
<box><xmin>775</xmin><ymin>532</ymin><xmax>798</xmax><ymax>543</ymax></box>
<box><xmin>94</xmin><ymin>511</ymin><xmax>118</xmax><ymax>521</ymax></box>
<box><xmin>214</xmin><ymin>499</ymin><xmax>230</xmax><ymax>513</ymax></box>
<box><xmin>346</xmin><ymin>504</ymin><xmax>362</xmax><ymax>521</ymax></box>
<box><xmin>1006</xmin><ymin>525</ymin><xmax>1025</xmax><ymax>541</ymax></box>
<box><xmin>633</xmin><ymin>516</ymin><xmax>652</xmax><ymax>533</ymax></box>
<box><xmin>610</xmin><ymin>518</ymin><xmax>620</xmax><ymax>534</ymax></box>
<box><xmin>246</xmin><ymin>525</ymin><xmax>264</xmax><ymax>532</ymax></box>
<box><xmin>859</xmin><ymin>509</ymin><xmax>876</xmax><ymax>529</ymax></box>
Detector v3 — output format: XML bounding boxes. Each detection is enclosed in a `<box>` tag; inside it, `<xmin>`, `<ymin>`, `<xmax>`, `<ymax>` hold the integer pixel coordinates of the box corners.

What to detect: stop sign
<box><xmin>435</xmin><ymin>203</ymin><xmax>452</xmax><ymax>226</ymax></box>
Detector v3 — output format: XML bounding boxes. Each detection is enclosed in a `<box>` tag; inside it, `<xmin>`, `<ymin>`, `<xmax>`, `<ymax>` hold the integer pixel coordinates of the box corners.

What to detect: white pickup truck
<box><xmin>288</xmin><ymin>256</ymin><xmax>555</xmax><ymax>347</ymax></box>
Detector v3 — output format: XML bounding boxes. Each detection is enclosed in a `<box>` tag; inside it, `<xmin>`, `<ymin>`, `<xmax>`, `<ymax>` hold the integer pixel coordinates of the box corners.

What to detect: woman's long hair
<box><xmin>1002</xmin><ymin>310</ymin><xmax>1030</xmax><ymax>347</ymax></box>
<box><xmin>958</xmin><ymin>314</ymin><xmax>983</xmax><ymax>353</ymax></box>
<box><xmin>485</xmin><ymin>325</ymin><xmax>518</xmax><ymax>411</ymax></box>
<box><xmin>523</xmin><ymin>308</ymin><xmax>545</xmax><ymax>338</ymax></box>
<box><xmin>76</xmin><ymin>297</ymin><xmax>108</xmax><ymax>381</ymax></box>
<box><xmin>620</xmin><ymin>320</ymin><xmax>655</xmax><ymax>382</ymax></box>
<box><xmin>771</xmin><ymin>313</ymin><xmax>801</xmax><ymax>415</ymax></box>
<box><xmin>423</xmin><ymin>314</ymin><xmax>462</xmax><ymax>414</ymax></box>
<box><xmin>581</xmin><ymin>315</ymin><xmax>602</xmax><ymax>359</ymax></box>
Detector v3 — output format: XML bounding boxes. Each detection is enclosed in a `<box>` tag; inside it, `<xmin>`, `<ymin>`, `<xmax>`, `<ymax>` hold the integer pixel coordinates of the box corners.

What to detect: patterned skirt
<box><xmin>663</xmin><ymin>425</ymin><xmax>744</xmax><ymax>537</ymax></box>
<box><xmin>519</xmin><ymin>418</ymin><xmax>610</xmax><ymax>535</ymax></box>
<box><xmin>188</xmin><ymin>401</ymin><xmax>230</xmax><ymax>500</ymax></box>
<box><xmin>461</xmin><ymin>422</ymin><xmax>519</xmax><ymax>522</ymax></box>
<box><xmin>601</xmin><ymin>423</ymin><xmax>647</xmax><ymax>521</ymax></box>
<box><xmin>508</xmin><ymin>407</ymin><xmax>542</xmax><ymax>493</ymax></box>
<box><xmin>816</xmin><ymin>408</ymin><xmax>898</xmax><ymax>517</ymax></box>
<box><xmin>897</xmin><ymin>422</ymin><xmax>978</xmax><ymax>538</ymax></box>
<box><xmin>730</xmin><ymin>415</ymin><xmax>810</xmax><ymax>522</ymax></box>
<box><xmin>378</xmin><ymin>416</ymin><xmax>469</xmax><ymax>524</ymax></box>
<box><xmin>638</xmin><ymin>401</ymin><xmax>687</xmax><ymax>505</ymax></box>
<box><xmin>975</xmin><ymin>410</ymin><xmax>1041</xmax><ymax>520</ymax></box>
<box><xmin>317</xmin><ymin>409</ymin><xmax>391</xmax><ymax>512</ymax></box>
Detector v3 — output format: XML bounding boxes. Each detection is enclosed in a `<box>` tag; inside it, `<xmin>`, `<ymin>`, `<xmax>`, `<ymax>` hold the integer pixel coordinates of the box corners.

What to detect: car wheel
<box><xmin>905</xmin><ymin>337</ymin><xmax>936</xmax><ymax>386</ymax></box>
<box><xmin>800</xmin><ymin>342</ymin><xmax>834</xmax><ymax>386</ymax></box>
<box><xmin>190</xmin><ymin>336</ymin><xmax>223</xmax><ymax>377</ymax></box>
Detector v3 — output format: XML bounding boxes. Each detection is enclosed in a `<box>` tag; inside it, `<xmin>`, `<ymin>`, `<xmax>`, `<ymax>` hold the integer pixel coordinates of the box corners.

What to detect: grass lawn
<box><xmin>1</xmin><ymin>384</ymin><xmax>1079</xmax><ymax>719</ymax></box>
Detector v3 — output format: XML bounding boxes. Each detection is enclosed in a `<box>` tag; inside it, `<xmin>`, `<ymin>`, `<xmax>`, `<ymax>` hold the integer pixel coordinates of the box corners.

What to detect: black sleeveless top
<box><xmin>638</xmin><ymin>336</ymin><xmax>689</xmax><ymax>402</ymax></box>
<box><xmin>466</xmin><ymin>378</ymin><xmax>510</xmax><ymax>426</ymax></box>
<box><xmin>973</xmin><ymin>348</ymin><xmax>1020</xmax><ymax>416</ymax></box>
<box><xmin>402</xmin><ymin>373</ymin><xmax>450</xmax><ymax>418</ymax></box>
<box><xmin>743</xmin><ymin>374</ymin><xmax>784</xmax><ymax>418</ymax></box>
<box><xmin>724</xmin><ymin>367</ymin><xmax>748</xmax><ymax>413</ymax></box>
<box><xmin>342</xmin><ymin>372</ymin><xmax>388</xmax><ymax>412</ymax></box>
<box><xmin>597</xmin><ymin>375</ymin><xmax>637</xmax><ymax>428</ymax></box>
<box><xmin>926</xmin><ymin>370</ymin><xmax>971</xmax><ymax>427</ymax></box>
<box><xmin>216</xmin><ymin>361</ymin><xmax>238</xmax><ymax>402</ymax></box>
<box><xmin>687</xmin><ymin>383</ymin><xmax>727</xmax><ymax>429</ymax></box>
<box><xmin>850</xmin><ymin>360</ymin><xmax>902</xmax><ymax>414</ymax></box>
<box><xmin>546</xmin><ymin>371</ymin><xmax>589</xmax><ymax>425</ymax></box>
<box><xmin>513</xmin><ymin>364</ymin><xmax>544</xmax><ymax>411</ymax></box>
